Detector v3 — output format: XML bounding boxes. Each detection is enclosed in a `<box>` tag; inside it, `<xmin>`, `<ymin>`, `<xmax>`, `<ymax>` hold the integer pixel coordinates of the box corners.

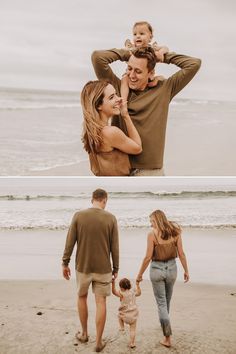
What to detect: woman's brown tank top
<box><xmin>89</xmin><ymin>149</ymin><xmax>131</xmax><ymax>176</ymax></box>
<box><xmin>152</xmin><ymin>231</ymin><xmax>179</xmax><ymax>261</ymax></box>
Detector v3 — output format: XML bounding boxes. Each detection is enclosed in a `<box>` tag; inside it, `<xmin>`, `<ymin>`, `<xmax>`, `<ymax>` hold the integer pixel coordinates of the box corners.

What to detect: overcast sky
<box><xmin>1</xmin><ymin>0</ymin><xmax>236</xmax><ymax>101</ymax></box>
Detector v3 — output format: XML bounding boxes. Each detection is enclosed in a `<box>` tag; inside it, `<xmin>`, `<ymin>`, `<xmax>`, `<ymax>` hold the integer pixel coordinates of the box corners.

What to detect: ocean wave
<box><xmin>1</xmin><ymin>190</ymin><xmax>236</xmax><ymax>201</ymax></box>
<box><xmin>0</xmin><ymin>223</ymin><xmax>235</xmax><ymax>231</ymax></box>
<box><xmin>0</xmin><ymin>103</ymin><xmax>81</xmax><ymax>110</ymax></box>
<box><xmin>0</xmin><ymin>88</ymin><xmax>81</xmax><ymax>110</ymax></box>
<box><xmin>1</xmin><ymin>86</ymin><xmax>235</xmax><ymax>110</ymax></box>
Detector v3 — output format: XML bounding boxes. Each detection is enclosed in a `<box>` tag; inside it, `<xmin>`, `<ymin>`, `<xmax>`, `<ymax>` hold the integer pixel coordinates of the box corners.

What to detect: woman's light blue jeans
<box><xmin>150</xmin><ymin>258</ymin><xmax>177</xmax><ymax>336</ymax></box>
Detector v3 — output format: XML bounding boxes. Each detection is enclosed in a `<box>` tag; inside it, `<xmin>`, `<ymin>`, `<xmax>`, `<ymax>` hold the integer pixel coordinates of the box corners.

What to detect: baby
<box><xmin>121</xmin><ymin>21</ymin><xmax>168</xmax><ymax>100</ymax></box>
<box><xmin>112</xmin><ymin>277</ymin><xmax>141</xmax><ymax>349</ymax></box>
<box><xmin>124</xmin><ymin>21</ymin><xmax>168</xmax><ymax>62</ymax></box>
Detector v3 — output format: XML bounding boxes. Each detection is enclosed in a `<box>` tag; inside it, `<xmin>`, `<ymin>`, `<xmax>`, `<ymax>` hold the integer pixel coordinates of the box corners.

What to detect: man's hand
<box><xmin>62</xmin><ymin>265</ymin><xmax>71</xmax><ymax>280</ymax></box>
<box><xmin>112</xmin><ymin>271</ymin><xmax>118</xmax><ymax>280</ymax></box>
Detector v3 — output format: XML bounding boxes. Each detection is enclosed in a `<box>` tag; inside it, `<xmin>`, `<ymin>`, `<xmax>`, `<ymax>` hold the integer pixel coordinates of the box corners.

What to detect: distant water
<box><xmin>1</xmin><ymin>88</ymin><xmax>236</xmax><ymax>175</ymax></box>
<box><xmin>0</xmin><ymin>88</ymin><xmax>80</xmax><ymax>109</ymax></box>
<box><xmin>0</xmin><ymin>190</ymin><xmax>235</xmax><ymax>230</ymax></box>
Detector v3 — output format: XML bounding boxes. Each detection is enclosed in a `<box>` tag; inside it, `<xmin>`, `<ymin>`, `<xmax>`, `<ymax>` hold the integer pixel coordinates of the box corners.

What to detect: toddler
<box><xmin>121</xmin><ymin>21</ymin><xmax>168</xmax><ymax>101</ymax></box>
<box><xmin>112</xmin><ymin>277</ymin><xmax>141</xmax><ymax>348</ymax></box>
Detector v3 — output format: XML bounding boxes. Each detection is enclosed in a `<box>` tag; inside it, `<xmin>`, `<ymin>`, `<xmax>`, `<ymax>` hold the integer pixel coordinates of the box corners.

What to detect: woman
<box><xmin>81</xmin><ymin>80</ymin><xmax>142</xmax><ymax>176</ymax></box>
<box><xmin>136</xmin><ymin>210</ymin><xmax>189</xmax><ymax>348</ymax></box>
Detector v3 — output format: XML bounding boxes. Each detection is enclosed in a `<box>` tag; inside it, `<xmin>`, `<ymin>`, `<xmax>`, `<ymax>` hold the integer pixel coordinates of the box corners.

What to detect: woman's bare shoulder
<box><xmin>147</xmin><ymin>230</ymin><xmax>155</xmax><ymax>240</ymax></box>
<box><xmin>102</xmin><ymin>125</ymin><xmax>121</xmax><ymax>136</ymax></box>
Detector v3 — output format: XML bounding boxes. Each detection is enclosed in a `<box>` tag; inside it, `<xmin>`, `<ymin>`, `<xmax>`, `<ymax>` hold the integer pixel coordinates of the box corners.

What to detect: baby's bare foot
<box><xmin>129</xmin><ymin>343</ymin><xmax>136</xmax><ymax>349</ymax></box>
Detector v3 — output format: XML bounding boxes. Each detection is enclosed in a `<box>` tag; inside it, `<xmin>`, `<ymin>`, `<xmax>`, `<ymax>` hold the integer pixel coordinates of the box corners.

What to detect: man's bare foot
<box><xmin>75</xmin><ymin>331</ymin><xmax>89</xmax><ymax>343</ymax></box>
<box><xmin>160</xmin><ymin>338</ymin><xmax>171</xmax><ymax>348</ymax></box>
<box><xmin>95</xmin><ymin>341</ymin><xmax>106</xmax><ymax>352</ymax></box>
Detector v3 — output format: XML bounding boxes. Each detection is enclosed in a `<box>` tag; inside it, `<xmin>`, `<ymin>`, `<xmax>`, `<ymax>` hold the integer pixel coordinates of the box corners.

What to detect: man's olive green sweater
<box><xmin>62</xmin><ymin>208</ymin><xmax>119</xmax><ymax>274</ymax></box>
<box><xmin>92</xmin><ymin>49</ymin><xmax>201</xmax><ymax>169</ymax></box>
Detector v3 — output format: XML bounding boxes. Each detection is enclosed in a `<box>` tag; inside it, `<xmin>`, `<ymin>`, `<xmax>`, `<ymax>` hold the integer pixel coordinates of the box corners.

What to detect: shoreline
<box><xmin>1</xmin><ymin>99</ymin><xmax>236</xmax><ymax>176</ymax></box>
<box><xmin>29</xmin><ymin>160</ymin><xmax>92</xmax><ymax>176</ymax></box>
<box><xmin>1</xmin><ymin>280</ymin><xmax>236</xmax><ymax>353</ymax></box>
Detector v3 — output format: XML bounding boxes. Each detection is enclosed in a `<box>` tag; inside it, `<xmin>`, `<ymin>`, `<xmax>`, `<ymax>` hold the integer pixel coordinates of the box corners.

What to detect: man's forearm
<box><xmin>163</xmin><ymin>52</ymin><xmax>201</xmax><ymax>99</ymax></box>
<box><xmin>112</xmin><ymin>251</ymin><xmax>119</xmax><ymax>274</ymax></box>
<box><xmin>164</xmin><ymin>52</ymin><xmax>201</xmax><ymax>70</ymax></box>
<box><xmin>91</xmin><ymin>48</ymin><xmax>130</xmax><ymax>91</ymax></box>
<box><xmin>62</xmin><ymin>217</ymin><xmax>77</xmax><ymax>267</ymax></box>
<box><xmin>111</xmin><ymin>223</ymin><xmax>119</xmax><ymax>273</ymax></box>
<box><xmin>62</xmin><ymin>244</ymin><xmax>74</xmax><ymax>266</ymax></box>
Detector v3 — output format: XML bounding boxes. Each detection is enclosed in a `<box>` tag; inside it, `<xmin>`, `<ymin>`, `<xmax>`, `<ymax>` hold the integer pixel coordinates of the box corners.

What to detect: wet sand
<box><xmin>0</xmin><ymin>280</ymin><xmax>236</xmax><ymax>354</ymax></box>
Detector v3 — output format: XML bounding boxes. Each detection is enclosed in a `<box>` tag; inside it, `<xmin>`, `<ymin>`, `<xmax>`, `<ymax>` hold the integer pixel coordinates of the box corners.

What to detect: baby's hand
<box><xmin>148</xmin><ymin>76</ymin><xmax>159</xmax><ymax>88</ymax></box>
<box><xmin>155</xmin><ymin>50</ymin><xmax>164</xmax><ymax>63</ymax></box>
<box><xmin>125</xmin><ymin>39</ymin><xmax>134</xmax><ymax>51</ymax></box>
<box><xmin>154</xmin><ymin>45</ymin><xmax>169</xmax><ymax>63</ymax></box>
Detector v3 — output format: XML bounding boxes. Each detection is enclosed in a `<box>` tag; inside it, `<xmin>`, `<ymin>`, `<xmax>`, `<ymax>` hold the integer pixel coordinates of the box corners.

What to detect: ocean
<box><xmin>1</xmin><ymin>88</ymin><xmax>236</xmax><ymax>175</ymax></box>
<box><xmin>1</xmin><ymin>189</ymin><xmax>236</xmax><ymax>230</ymax></box>
<box><xmin>0</xmin><ymin>180</ymin><xmax>235</xmax><ymax>283</ymax></box>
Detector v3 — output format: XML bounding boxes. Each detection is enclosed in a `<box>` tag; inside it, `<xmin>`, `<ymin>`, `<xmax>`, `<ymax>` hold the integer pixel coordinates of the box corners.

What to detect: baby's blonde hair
<box><xmin>133</xmin><ymin>21</ymin><xmax>153</xmax><ymax>35</ymax></box>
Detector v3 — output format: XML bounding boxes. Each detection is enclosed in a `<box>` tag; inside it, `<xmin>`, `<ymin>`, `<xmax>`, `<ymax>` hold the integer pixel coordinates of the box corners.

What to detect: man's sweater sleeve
<box><xmin>62</xmin><ymin>213</ymin><xmax>78</xmax><ymax>266</ymax></box>
<box><xmin>91</xmin><ymin>48</ymin><xmax>131</xmax><ymax>93</ymax></box>
<box><xmin>110</xmin><ymin>217</ymin><xmax>119</xmax><ymax>273</ymax></box>
<box><xmin>164</xmin><ymin>52</ymin><xmax>201</xmax><ymax>100</ymax></box>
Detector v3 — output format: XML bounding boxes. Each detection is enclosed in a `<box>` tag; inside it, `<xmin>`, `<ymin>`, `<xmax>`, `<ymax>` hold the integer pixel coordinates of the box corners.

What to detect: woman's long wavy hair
<box><xmin>81</xmin><ymin>80</ymin><xmax>109</xmax><ymax>153</ymax></box>
<box><xmin>150</xmin><ymin>210</ymin><xmax>181</xmax><ymax>240</ymax></box>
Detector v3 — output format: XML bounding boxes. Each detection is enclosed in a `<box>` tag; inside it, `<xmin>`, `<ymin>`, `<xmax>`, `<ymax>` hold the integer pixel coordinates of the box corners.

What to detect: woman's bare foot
<box><xmin>95</xmin><ymin>340</ymin><xmax>106</xmax><ymax>352</ymax></box>
<box><xmin>160</xmin><ymin>337</ymin><xmax>171</xmax><ymax>348</ymax></box>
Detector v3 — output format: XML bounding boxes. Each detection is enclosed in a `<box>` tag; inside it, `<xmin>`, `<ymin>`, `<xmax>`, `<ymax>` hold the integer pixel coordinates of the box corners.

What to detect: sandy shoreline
<box><xmin>1</xmin><ymin>227</ymin><xmax>236</xmax><ymax>352</ymax></box>
<box><xmin>0</xmin><ymin>280</ymin><xmax>236</xmax><ymax>354</ymax></box>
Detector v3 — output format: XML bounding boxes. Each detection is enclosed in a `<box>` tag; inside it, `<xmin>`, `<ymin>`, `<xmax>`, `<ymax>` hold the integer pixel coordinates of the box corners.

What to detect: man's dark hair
<box><xmin>132</xmin><ymin>46</ymin><xmax>157</xmax><ymax>72</ymax></box>
<box><xmin>119</xmin><ymin>278</ymin><xmax>131</xmax><ymax>290</ymax></box>
<box><xmin>92</xmin><ymin>188</ymin><xmax>108</xmax><ymax>201</ymax></box>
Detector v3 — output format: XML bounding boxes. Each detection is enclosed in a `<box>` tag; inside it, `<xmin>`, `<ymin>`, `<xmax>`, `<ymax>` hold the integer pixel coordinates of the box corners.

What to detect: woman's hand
<box><xmin>118</xmin><ymin>97</ymin><xmax>129</xmax><ymax>117</ymax></box>
<box><xmin>136</xmin><ymin>275</ymin><xmax>143</xmax><ymax>283</ymax></box>
<box><xmin>184</xmin><ymin>272</ymin><xmax>190</xmax><ymax>283</ymax></box>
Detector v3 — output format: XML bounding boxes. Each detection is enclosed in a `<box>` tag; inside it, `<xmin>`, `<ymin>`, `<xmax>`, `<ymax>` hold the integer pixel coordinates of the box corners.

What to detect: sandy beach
<box><xmin>1</xmin><ymin>280</ymin><xmax>236</xmax><ymax>354</ymax></box>
<box><xmin>0</xmin><ymin>227</ymin><xmax>236</xmax><ymax>353</ymax></box>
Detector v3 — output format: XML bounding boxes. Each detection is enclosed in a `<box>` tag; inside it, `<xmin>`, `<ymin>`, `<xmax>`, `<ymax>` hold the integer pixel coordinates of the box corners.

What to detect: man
<box><xmin>62</xmin><ymin>189</ymin><xmax>119</xmax><ymax>352</ymax></box>
<box><xmin>91</xmin><ymin>46</ymin><xmax>201</xmax><ymax>175</ymax></box>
